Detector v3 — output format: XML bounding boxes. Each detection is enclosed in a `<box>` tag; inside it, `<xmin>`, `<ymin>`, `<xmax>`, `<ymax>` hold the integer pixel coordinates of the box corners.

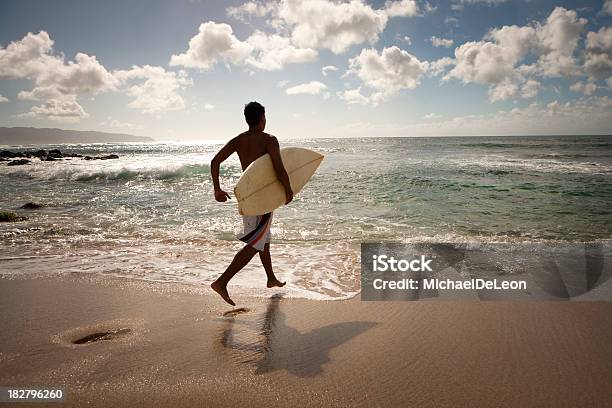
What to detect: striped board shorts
<box><xmin>237</xmin><ymin>212</ymin><xmax>273</xmax><ymax>252</ymax></box>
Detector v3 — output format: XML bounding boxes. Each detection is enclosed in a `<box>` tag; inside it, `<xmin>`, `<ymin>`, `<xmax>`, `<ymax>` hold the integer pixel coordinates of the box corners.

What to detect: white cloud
<box><xmin>18</xmin><ymin>96</ymin><xmax>89</xmax><ymax>123</ymax></box>
<box><xmin>586</xmin><ymin>27</ymin><xmax>612</xmax><ymax>52</ymax></box>
<box><xmin>336</xmin><ymin>87</ymin><xmax>375</xmax><ymax>105</ymax></box>
<box><xmin>333</xmin><ymin>97</ymin><xmax>612</xmax><ymax>137</ymax></box>
<box><xmin>277</xmin><ymin>0</ymin><xmax>389</xmax><ymax>54</ymax></box>
<box><xmin>445</xmin><ymin>16</ymin><xmax>459</xmax><ymax>25</ymax></box>
<box><xmin>449</xmin><ymin>41</ymin><xmax>519</xmax><ymax>87</ymax></box>
<box><xmin>1</xmin><ymin>31</ymin><xmax>188</xmax><ymax>121</ymax></box>
<box><xmin>48</xmin><ymin>53</ymin><xmax>118</xmax><ymax>95</ymax></box>
<box><xmin>534</xmin><ymin>7</ymin><xmax>586</xmax><ymax>77</ymax></box>
<box><xmin>487</xmin><ymin>25</ymin><xmax>536</xmax><ymax>63</ymax></box>
<box><xmin>344</xmin><ymin>46</ymin><xmax>428</xmax><ymax>104</ymax></box>
<box><xmin>424</xmin><ymin>112</ymin><xmax>442</xmax><ymax>119</ymax></box>
<box><xmin>17</xmin><ymin>87</ymin><xmax>60</xmax><ymax>101</ymax></box>
<box><xmin>99</xmin><ymin>117</ymin><xmax>143</xmax><ymax>130</ymax></box>
<box><xmin>245</xmin><ymin>31</ymin><xmax>317</xmax><ymax>70</ymax></box>
<box><xmin>169</xmin><ymin>22</ymin><xmax>253</xmax><ymax>70</ymax></box>
<box><xmin>584</xmin><ymin>27</ymin><xmax>612</xmax><ymax>79</ymax></box>
<box><xmin>487</xmin><ymin>79</ymin><xmax>540</xmax><ymax>102</ymax></box>
<box><xmin>114</xmin><ymin>65</ymin><xmax>192</xmax><ymax>114</ymax></box>
<box><xmin>442</xmin><ymin>7</ymin><xmax>587</xmax><ymax>102</ymax></box>
<box><xmin>448</xmin><ymin>24</ymin><xmax>535</xmax><ymax>87</ymax></box>
<box><xmin>322</xmin><ymin>65</ymin><xmax>338</xmax><ymax>76</ymax></box>
<box><xmin>384</xmin><ymin>0</ymin><xmax>418</xmax><ymax>17</ymax></box>
<box><xmin>227</xmin><ymin>1</ymin><xmax>275</xmax><ymax>22</ymax></box>
<box><xmin>454</xmin><ymin>0</ymin><xmax>508</xmax><ymax>6</ymax></box>
<box><xmin>0</xmin><ymin>31</ymin><xmax>119</xmax><ymax>121</ymax></box>
<box><xmin>488</xmin><ymin>80</ymin><xmax>518</xmax><ymax>102</ymax></box>
<box><xmin>285</xmin><ymin>81</ymin><xmax>328</xmax><ymax>97</ymax></box>
<box><xmin>520</xmin><ymin>79</ymin><xmax>540</xmax><ymax>98</ymax></box>
<box><xmin>0</xmin><ymin>32</ymin><xmax>118</xmax><ymax>99</ymax></box>
<box><xmin>0</xmin><ymin>31</ymin><xmax>55</xmax><ymax>79</ymax></box>
<box><xmin>223</xmin><ymin>1</ymin><xmax>421</xmax><ymax>58</ymax></box>
<box><xmin>277</xmin><ymin>79</ymin><xmax>290</xmax><ymax>87</ymax></box>
<box><xmin>402</xmin><ymin>35</ymin><xmax>412</xmax><ymax>45</ymax></box>
<box><xmin>170</xmin><ymin>21</ymin><xmax>316</xmax><ymax>71</ymax></box>
<box><xmin>204</xmin><ymin>103</ymin><xmax>215</xmax><ymax>110</ymax></box>
<box><xmin>608</xmin><ymin>76</ymin><xmax>612</xmax><ymax>89</ymax></box>
<box><xmin>0</xmin><ymin>95</ymin><xmax>8</xmax><ymax>103</ymax></box>
<box><xmin>422</xmin><ymin>2</ymin><xmax>437</xmax><ymax>14</ymax></box>
<box><xmin>429</xmin><ymin>57</ymin><xmax>454</xmax><ymax>76</ymax></box>
<box><xmin>570</xmin><ymin>81</ymin><xmax>597</xmax><ymax>95</ymax></box>
<box><xmin>429</xmin><ymin>36</ymin><xmax>454</xmax><ymax>48</ymax></box>
<box><xmin>602</xmin><ymin>0</ymin><xmax>612</xmax><ymax>16</ymax></box>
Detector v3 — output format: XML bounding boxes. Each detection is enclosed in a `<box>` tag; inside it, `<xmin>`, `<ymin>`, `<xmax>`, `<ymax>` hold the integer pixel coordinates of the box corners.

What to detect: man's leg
<box><xmin>259</xmin><ymin>242</ymin><xmax>286</xmax><ymax>288</ymax></box>
<box><xmin>211</xmin><ymin>245</ymin><xmax>258</xmax><ymax>306</ymax></box>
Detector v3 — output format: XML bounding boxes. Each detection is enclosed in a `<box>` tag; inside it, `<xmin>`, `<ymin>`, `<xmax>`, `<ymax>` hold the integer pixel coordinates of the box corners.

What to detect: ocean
<box><xmin>1</xmin><ymin>135</ymin><xmax>611</xmax><ymax>300</ymax></box>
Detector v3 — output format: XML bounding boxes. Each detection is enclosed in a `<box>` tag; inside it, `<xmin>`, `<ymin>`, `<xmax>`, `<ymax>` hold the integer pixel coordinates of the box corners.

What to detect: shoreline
<box><xmin>1</xmin><ymin>274</ymin><xmax>612</xmax><ymax>407</ymax></box>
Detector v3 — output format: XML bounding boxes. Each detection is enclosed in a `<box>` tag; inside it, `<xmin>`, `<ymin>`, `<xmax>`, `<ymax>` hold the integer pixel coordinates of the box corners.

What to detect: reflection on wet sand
<box><xmin>219</xmin><ymin>294</ymin><xmax>377</xmax><ymax>377</ymax></box>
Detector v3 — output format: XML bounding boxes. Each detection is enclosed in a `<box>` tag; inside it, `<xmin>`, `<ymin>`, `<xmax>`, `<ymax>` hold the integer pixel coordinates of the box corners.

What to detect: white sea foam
<box><xmin>2</xmin><ymin>137</ymin><xmax>611</xmax><ymax>300</ymax></box>
<box><xmin>453</xmin><ymin>154</ymin><xmax>612</xmax><ymax>175</ymax></box>
<box><xmin>0</xmin><ymin>153</ymin><xmax>227</xmax><ymax>182</ymax></box>
<box><xmin>0</xmin><ymin>242</ymin><xmax>361</xmax><ymax>301</ymax></box>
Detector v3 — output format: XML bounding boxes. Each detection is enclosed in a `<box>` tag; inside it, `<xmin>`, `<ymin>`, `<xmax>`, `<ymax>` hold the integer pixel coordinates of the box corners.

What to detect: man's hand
<box><xmin>215</xmin><ymin>188</ymin><xmax>231</xmax><ymax>202</ymax></box>
<box><xmin>211</xmin><ymin>138</ymin><xmax>237</xmax><ymax>204</ymax></box>
<box><xmin>285</xmin><ymin>188</ymin><xmax>293</xmax><ymax>205</ymax></box>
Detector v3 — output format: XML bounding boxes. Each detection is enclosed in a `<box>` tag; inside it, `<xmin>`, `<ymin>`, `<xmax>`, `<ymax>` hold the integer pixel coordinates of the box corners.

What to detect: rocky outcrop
<box><xmin>0</xmin><ymin>149</ymin><xmax>117</xmax><ymax>163</ymax></box>
<box><xmin>20</xmin><ymin>202</ymin><xmax>44</xmax><ymax>209</ymax></box>
<box><xmin>83</xmin><ymin>154</ymin><xmax>119</xmax><ymax>160</ymax></box>
<box><xmin>0</xmin><ymin>150</ymin><xmax>18</xmax><ymax>158</ymax></box>
<box><xmin>0</xmin><ymin>211</ymin><xmax>27</xmax><ymax>222</ymax></box>
<box><xmin>7</xmin><ymin>159</ymin><xmax>31</xmax><ymax>166</ymax></box>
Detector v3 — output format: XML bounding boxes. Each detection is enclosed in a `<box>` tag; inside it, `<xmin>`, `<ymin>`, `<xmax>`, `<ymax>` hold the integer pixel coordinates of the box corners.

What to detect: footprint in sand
<box><xmin>223</xmin><ymin>308</ymin><xmax>250</xmax><ymax>317</ymax></box>
<box><xmin>72</xmin><ymin>328</ymin><xmax>132</xmax><ymax>344</ymax></box>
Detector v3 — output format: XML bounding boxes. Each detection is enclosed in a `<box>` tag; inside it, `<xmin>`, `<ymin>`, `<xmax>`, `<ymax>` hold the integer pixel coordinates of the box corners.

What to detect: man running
<box><xmin>210</xmin><ymin>101</ymin><xmax>293</xmax><ymax>306</ymax></box>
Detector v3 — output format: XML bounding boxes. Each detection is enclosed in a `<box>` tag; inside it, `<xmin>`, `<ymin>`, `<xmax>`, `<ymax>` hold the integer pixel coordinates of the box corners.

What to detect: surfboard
<box><xmin>234</xmin><ymin>147</ymin><xmax>324</xmax><ymax>216</ymax></box>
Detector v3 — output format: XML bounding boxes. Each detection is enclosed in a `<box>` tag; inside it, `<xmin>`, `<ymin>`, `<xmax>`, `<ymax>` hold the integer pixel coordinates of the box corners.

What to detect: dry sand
<box><xmin>1</xmin><ymin>274</ymin><xmax>611</xmax><ymax>407</ymax></box>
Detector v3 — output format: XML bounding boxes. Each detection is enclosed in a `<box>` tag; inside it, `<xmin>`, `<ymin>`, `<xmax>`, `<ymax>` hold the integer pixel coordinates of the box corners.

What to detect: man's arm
<box><xmin>266</xmin><ymin>136</ymin><xmax>293</xmax><ymax>204</ymax></box>
<box><xmin>211</xmin><ymin>138</ymin><xmax>236</xmax><ymax>202</ymax></box>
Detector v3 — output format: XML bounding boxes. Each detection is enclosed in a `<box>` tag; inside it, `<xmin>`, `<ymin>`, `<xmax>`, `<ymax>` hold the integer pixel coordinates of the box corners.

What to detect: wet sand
<box><xmin>1</xmin><ymin>274</ymin><xmax>611</xmax><ymax>407</ymax></box>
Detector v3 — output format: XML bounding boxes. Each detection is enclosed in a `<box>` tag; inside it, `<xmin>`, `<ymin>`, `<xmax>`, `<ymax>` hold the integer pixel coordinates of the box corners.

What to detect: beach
<box><xmin>2</xmin><ymin>274</ymin><xmax>611</xmax><ymax>407</ymax></box>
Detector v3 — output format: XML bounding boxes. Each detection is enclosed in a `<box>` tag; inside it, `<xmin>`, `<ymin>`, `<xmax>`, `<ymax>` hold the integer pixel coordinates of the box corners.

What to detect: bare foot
<box><xmin>267</xmin><ymin>279</ymin><xmax>286</xmax><ymax>288</ymax></box>
<box><xmin>211</xmin><ymin>281</ymin><xmax>236</xmax><ymax>306</ymax></box>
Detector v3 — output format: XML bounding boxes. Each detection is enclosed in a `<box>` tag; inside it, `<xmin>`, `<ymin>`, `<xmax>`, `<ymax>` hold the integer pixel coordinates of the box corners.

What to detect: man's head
<box><xmin>244</xmin><ymin>101</ymin><xmax>266</xmax><ymax>131</ymax></box>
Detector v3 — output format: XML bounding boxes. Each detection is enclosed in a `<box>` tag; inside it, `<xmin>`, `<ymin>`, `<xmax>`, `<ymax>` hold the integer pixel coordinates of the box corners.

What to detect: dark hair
<box><xmin>244</xmin><ymin>101</ymin><xmax>265</xmax><ymax>127</ymax></box>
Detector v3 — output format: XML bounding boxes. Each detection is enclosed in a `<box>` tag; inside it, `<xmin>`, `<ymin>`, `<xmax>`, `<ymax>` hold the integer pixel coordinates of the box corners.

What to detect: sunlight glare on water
<box><xmin>1</xmin><ymin>136</ymin><xmax>611</xmax><ymax>299</ymax></box>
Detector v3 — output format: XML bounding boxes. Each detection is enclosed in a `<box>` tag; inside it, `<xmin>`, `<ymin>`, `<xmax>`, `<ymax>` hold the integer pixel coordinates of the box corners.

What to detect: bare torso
<box><xmin>233</xmin><ymin>130</ymin><xmax>274</xmax><ymax>170</ymax></box>
<box><xmin>210</xmin><ymin>128</ymin><xmax>292</xmax><ymax>206</ymax></box>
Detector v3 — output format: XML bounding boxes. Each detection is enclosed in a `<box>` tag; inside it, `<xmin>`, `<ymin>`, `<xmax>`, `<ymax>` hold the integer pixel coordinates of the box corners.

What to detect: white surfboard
<box><xmin>234</xmin><ymin>147</ymin><xmax>324</xmax><ymax>216</ymax></box>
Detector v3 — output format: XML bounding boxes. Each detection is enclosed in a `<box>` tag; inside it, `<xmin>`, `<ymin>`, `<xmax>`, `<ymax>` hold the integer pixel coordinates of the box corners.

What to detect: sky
<box><xmin>0</xmin><ymin>0</ymin><xmax>611</xmax><ymax>140</ymax></box>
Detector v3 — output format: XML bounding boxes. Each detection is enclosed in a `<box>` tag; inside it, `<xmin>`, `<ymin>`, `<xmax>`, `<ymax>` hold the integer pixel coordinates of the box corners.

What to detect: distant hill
<box><xmin>0</xmin><ymin>127</ymin><xmax>154</xmax><ymax>145</ymax></box>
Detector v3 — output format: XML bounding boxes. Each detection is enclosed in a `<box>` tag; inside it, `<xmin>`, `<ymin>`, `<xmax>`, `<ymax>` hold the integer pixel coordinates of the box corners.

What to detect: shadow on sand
<box><xmin>219</xmin><ymin>294</ymin><xmax>377</xmax><ymax>377</ymax></box>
